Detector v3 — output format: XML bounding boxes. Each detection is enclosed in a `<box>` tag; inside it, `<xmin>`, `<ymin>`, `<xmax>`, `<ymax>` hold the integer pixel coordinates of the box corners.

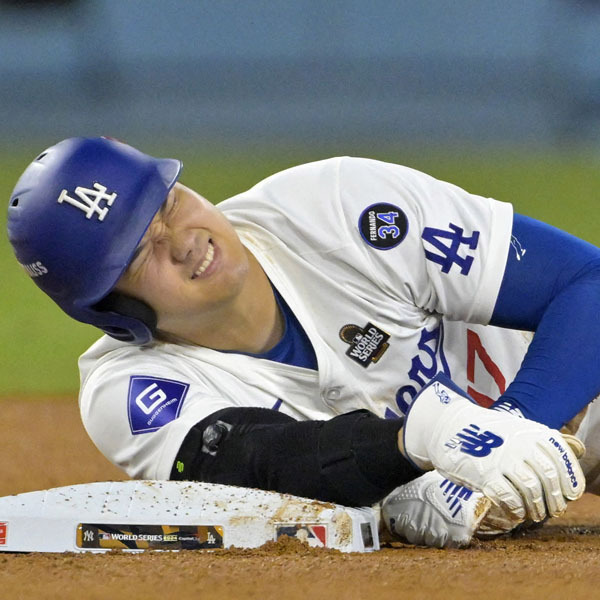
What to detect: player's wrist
<box><xmin>490</xmin><ymin>397</ymin><xmax>524</xmax><ymax>419</ymax></box>
<box><xmin>401</xmin><ymin>374</ymin><xmax>468</xmax><ymax>471</ymax></box>
<box><xmin>396</xmin><ymin>426</ymin><xmax>407</xmax><ymax>459</ymax></box>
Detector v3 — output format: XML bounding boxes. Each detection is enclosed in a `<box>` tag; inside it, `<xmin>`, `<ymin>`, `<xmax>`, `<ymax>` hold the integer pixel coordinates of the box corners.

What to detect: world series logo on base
<box><xmin>77</xmin><ymin>524</ymin><xmax>224</xmax><ymax>550</ymax></box>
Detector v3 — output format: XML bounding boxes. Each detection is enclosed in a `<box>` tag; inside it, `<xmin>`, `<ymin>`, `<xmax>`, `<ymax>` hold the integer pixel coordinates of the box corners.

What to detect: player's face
<box><xmin>115</xmin><ymin>182</ymin><xmax>251</xmax><ymax>331</ymax></box>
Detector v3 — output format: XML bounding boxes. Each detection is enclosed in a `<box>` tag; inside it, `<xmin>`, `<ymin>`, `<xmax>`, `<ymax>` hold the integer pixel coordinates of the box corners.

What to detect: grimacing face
<box><xmin>115</xmin><ymin>182</ymin><xmax>251</xmax><ymax>333</ymax></box>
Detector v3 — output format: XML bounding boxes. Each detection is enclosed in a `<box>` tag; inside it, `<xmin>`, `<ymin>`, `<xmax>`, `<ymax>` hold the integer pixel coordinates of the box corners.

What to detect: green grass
<box><xmin>2</xmin><ymin>144</ymin><xmax>600</xmax><ymax>395</ymax></box>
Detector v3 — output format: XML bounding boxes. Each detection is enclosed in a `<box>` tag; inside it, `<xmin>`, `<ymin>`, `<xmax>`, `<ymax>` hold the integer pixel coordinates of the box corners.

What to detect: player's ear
<box><xmin>93</xmin><ymin>292</ymin><xmax>158</xmax><ymax>339</ymax></box>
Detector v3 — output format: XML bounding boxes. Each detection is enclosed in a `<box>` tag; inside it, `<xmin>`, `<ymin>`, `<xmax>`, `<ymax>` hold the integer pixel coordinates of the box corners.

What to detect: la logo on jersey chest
<box><xmin>339</xmin><ymin>322</ymin><xmax>390</xmax><ymax>367</ymax></box>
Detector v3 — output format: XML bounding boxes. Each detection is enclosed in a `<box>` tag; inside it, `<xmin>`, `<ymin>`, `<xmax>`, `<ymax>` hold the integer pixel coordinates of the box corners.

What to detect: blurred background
<box><xmin>1</xmin><ymin>0</ymin><xmax>600</xmax><ymax>396</ymax></box>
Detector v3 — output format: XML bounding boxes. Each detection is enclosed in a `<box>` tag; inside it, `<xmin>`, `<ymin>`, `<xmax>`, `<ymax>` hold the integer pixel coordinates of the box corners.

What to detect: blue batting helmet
<box><xmin>7</xmin><ymin>137</ymin><xmax>182</xmax><ymax>344</ymax></box>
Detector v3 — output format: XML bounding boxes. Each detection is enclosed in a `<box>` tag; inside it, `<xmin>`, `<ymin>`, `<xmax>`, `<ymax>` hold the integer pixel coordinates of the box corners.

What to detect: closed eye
<box><xmin>130</xmin><ymin>244</ymin><xmax>144</xmax><ymax>265</ymax></box>
<box><xmin>125</xmin><ymin>240</ymin><xmax>150</xmax><ymax>279</ymax></box>
<box><xmin>124</xmin><ymin>189</ymin><xmax>177</xmax><ymax>279</ymax></box>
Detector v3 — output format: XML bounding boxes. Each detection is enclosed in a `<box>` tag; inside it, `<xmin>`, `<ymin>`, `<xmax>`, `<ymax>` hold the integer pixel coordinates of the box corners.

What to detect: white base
<box><xmin>0</xmin><ymin>480</ymin><xmax>379</xmax><ymax>553</ymax></box>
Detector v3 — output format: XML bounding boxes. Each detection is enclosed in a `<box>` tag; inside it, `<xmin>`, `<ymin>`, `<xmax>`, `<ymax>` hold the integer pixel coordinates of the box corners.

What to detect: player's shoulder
<box><xmin>257</xmin><ymin>156</ymin><xmax>441</xmax><ymax>200</ymax></box>
<box><xmin>218</xmin><ymin>156</ymin><xmax>447</xmax><ymax>247</ymax></box>
<box><xmin>79</xmin><ymin>334</ymin><xmax>149</xmax><ymax>375</ymax></box>
<box><xmin>219</xmin><ymin>156</ymin><xmax>424</xmax><ymax>213</ymax></box>
<box><xmin>218</xmin><ymin>157</ymin><xmax>347</xmax><ymax>229</ymax></box>
<box><xmin>251</xmin><ymin>155</ymin><xmax>422</xmax><ymax>184</ymax></box>
<box><xmin>78</xmin><ymin>336</ymin><xmax>191</xmax><ymax>393</ymax></box>
<box><xmin>240</xmin><ymin>156</ymin><xmax>345</xmax><ymax>195</ymax></box>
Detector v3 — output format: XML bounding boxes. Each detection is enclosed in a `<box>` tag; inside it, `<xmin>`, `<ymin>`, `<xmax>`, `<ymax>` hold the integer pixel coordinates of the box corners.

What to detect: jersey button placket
<box><xmin>322</xmin><ymin>387</ymin><xmax>342</xmax><ymax>406</ymax></box>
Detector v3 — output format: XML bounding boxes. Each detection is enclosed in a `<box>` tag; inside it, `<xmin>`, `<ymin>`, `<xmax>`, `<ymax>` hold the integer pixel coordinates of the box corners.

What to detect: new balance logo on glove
<box><xmin>446</xmin><ymin>424</ymin><xmax>504</xmax><ymax>457</ymax></box>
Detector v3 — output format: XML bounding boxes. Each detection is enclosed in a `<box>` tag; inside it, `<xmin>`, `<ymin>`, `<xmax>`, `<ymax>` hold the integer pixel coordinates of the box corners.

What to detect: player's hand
<box><xmin>476</xmin><ymin>432</ymin><xmax>587</xmax><ymax>536</ymax></box>
<box><xmin>562</xmin><ymin>433</ymin><xmax>586</xmax><ymax>459</ymax></box>
<box><xmin>400</xmin><ymin>374</ymin><xmax>585</xmax><ymax>524</ymax></box>
<box><xmin>381</xmin><ymin>470</ymin><xmax>491</xmax><ymax>548</ymax></box>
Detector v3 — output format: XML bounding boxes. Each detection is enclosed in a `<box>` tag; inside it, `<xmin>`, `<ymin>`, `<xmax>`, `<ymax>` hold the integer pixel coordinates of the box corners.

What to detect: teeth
<box><xmin>193</xmin><ymin>242</ymin><xmax>214</xmax><ymax>278</ymax></box>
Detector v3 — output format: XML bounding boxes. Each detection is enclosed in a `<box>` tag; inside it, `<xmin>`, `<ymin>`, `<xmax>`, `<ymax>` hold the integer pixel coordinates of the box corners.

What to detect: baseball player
<box><xmin>7</xmin><ymin>137</ymin><xmax>596</xmax><ymax>545</ymax></box>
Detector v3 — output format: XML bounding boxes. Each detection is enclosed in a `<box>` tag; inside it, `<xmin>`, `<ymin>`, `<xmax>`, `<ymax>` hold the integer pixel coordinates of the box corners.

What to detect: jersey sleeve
<box><xmin>490</xmin><ymin>213</ymin><xmax>600</xmax><ymax>428</ymax></box>
<box><xmin>78</xmin><ymin>351</ymin><xmax>234</xmax><ymax>480</ymax></box>
<box><xmin>337</xmin><ymin>157</ymin><xmax>514</xmax><ymax>324</ymax></box>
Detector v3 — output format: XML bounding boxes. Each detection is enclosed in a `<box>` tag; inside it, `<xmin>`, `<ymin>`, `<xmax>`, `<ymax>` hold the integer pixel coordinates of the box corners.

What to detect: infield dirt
<box><xmin>1</xmin><ymin>397</ymin><xmax>599</xmax><ymax>600</ymax></box>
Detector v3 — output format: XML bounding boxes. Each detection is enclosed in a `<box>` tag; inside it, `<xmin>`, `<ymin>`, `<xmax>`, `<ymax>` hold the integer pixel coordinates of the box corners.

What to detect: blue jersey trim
<box><xmin>254</xmin><ymin>286</ymin><xmax>318</xmax><ymax>371</ymax></box>
<box><xmin>228</xmin><ymin>285</ymin><xmax>317</xmax><ymax>371</ymax></box>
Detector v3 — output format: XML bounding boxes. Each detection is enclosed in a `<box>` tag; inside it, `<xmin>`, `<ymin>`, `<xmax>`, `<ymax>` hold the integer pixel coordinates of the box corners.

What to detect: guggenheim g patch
<box><xmin>359</xmin><ymin>203</ymin><xmax>408</xmax><ymax>250</ymax></box>
<box><xmin>128</xmin><ymin>376</ymin><xmax>189</xmax><ymax>435</ymax></box>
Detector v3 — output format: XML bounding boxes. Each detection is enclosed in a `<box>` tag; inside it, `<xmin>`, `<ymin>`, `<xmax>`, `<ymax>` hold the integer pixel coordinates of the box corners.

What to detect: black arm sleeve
<box><xmin>170</xmin><ymin>407</ymin><xmax>421</xmax><ymax>506</ymax></box>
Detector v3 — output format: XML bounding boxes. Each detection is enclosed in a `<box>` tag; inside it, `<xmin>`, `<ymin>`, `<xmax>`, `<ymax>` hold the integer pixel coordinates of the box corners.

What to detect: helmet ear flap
<box><xmin>94</xmin><ymin>293</ymin><xmax>158</xmax><ymax>341</ymax></box>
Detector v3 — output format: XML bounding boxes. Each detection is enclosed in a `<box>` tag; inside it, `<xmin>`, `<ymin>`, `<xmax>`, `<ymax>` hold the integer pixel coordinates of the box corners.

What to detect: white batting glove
<box><xmin>402</xmin><ymin>375</ymin><xmax>585</xmax><ymax>524</ymax></box>
<box><xmin>382</xmin><ymin>470</ymin><xmax>491</xmax><ymax>548</ymax></box>
<box><xmin>476</xmin><ymin>431</ymin><xmax>587</xmax><ymax>537</ymax></box>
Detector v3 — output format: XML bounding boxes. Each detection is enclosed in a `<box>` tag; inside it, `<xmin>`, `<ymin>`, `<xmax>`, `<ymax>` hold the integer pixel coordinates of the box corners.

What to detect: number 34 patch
<box><xmin>359</xmin><ymin>203</ymin><xmax>408</xmax><ymax>250</ymax></box>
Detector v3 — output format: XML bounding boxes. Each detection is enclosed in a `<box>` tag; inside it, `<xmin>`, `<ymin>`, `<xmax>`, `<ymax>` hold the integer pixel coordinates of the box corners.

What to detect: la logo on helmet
<box><xmin>57</xmin><ymin>182</ymin><xmax>117</xmax><ymax>221</ymax></box>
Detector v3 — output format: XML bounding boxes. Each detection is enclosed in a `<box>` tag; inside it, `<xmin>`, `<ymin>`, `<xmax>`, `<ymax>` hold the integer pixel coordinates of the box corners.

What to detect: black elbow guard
<box><xmin>317</xmin><ymin>410</ymin><xmax>420</xmax><ymax>505</ymax></box>
<box><xmin>171</xmin><ymin>408</ymin><xmax>420</xmax><ymax>506</ymax></box>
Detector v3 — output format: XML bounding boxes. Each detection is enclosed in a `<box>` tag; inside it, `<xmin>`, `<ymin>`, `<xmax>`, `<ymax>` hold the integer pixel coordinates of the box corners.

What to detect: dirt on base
<box><xmin>1</xmin><ymin>397</ymin><xmax>599</xmax><ymax>600</ymax></box>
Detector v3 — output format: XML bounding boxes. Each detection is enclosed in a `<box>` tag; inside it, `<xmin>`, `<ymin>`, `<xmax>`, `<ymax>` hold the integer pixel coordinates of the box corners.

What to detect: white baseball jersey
<box><xmin>78</xmin><ymin>157</ymin><xmax>532</xmax><ymax>480</ymax></box>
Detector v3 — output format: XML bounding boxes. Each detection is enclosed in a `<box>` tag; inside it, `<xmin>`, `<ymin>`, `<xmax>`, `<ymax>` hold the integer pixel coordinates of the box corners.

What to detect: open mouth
<box><xmin>191</xmin><ymin>241</ymin><xmax>215</xmax><ymax>279</ymax></box>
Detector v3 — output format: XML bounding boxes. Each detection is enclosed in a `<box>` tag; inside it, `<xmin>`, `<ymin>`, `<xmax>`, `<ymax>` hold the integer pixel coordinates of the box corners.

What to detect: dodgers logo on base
<box><xmin>128</xmin><ymin>376</ymin><xmax>189</xmax><ymax>435</ymax></box>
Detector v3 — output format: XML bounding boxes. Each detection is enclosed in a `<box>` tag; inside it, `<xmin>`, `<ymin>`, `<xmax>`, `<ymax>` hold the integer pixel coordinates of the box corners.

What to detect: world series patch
<box><xmin>339</xmin><ymin>322</ymin><xmax>390</xmax><ymax>367</ymax></box>
<box><xmin>358</xmin><ymin>203</ymin><xmax>408</xmax><ymax>250</ymax></box>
